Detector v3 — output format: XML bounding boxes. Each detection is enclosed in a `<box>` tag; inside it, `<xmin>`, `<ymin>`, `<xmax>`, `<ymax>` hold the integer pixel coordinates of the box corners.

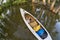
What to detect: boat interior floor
<box><xmin>25</xmin><ymin>14</ymin><xmax>48</xmax><ymax>39</ymax></box>
<box><xmin>25</xmin><ymin>14</ymin><xmax>42</xmax><ymax>31</ymax></box>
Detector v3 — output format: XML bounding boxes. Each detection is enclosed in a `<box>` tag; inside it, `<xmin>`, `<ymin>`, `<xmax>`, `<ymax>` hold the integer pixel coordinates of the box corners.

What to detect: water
<box><xmin>0</xmin><ymin>2</ymin><xmax>60</xmax><ymax>40</ymax></box>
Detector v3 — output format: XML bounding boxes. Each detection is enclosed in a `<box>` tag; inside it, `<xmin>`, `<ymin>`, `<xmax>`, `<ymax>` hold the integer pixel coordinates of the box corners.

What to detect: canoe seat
<box><xmin>33</xmin><ymin>25</ymin><xmax>41</xmax><ymax>31</ymax></box>
<box><xmin>29</xmin><ymin>21</ymin><xmax>38</xmax><ymax>27</ymax></box>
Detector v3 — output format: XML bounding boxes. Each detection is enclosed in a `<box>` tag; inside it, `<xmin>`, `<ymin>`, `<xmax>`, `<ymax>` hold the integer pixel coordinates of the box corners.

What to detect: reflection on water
<box><xmin>0</xmin><ymin>3</ymin><xmax>60</xmax><ymax>40</ymax></box>
<box><xmin>3</xmin><ymin>0</ymin><xmax>6</xmax><ymax>3</ymax></box>
<box><xmin>55</xmin><ymin>20</ymin><xmax>60</xmax><ymax>40</ymax></box>
<box><xmin>6</xmin><ymin>10</ymin><xmax>11</xmax><ymax>16</ymax></box>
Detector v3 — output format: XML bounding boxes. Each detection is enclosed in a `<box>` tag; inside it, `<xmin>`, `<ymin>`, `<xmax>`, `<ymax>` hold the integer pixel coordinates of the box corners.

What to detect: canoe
<box><xmin>20</xmin><ymin>8</ymin><xmax>52</xmax><ymax>40</ymax></box>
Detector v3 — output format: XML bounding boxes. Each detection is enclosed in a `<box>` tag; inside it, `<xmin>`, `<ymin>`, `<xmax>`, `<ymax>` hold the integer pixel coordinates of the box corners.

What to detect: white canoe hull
<box><xmin>20</xmin><ymin>8</ymin><xmax>52</xmax><ymax>40</ymax></box>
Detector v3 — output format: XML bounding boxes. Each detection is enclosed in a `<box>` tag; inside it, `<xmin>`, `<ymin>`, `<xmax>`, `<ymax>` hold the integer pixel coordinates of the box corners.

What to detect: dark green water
<box><xmin>0</xmin><ymin>2</ymin><xmax>60</xmax><ymax>40</ymax></box>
